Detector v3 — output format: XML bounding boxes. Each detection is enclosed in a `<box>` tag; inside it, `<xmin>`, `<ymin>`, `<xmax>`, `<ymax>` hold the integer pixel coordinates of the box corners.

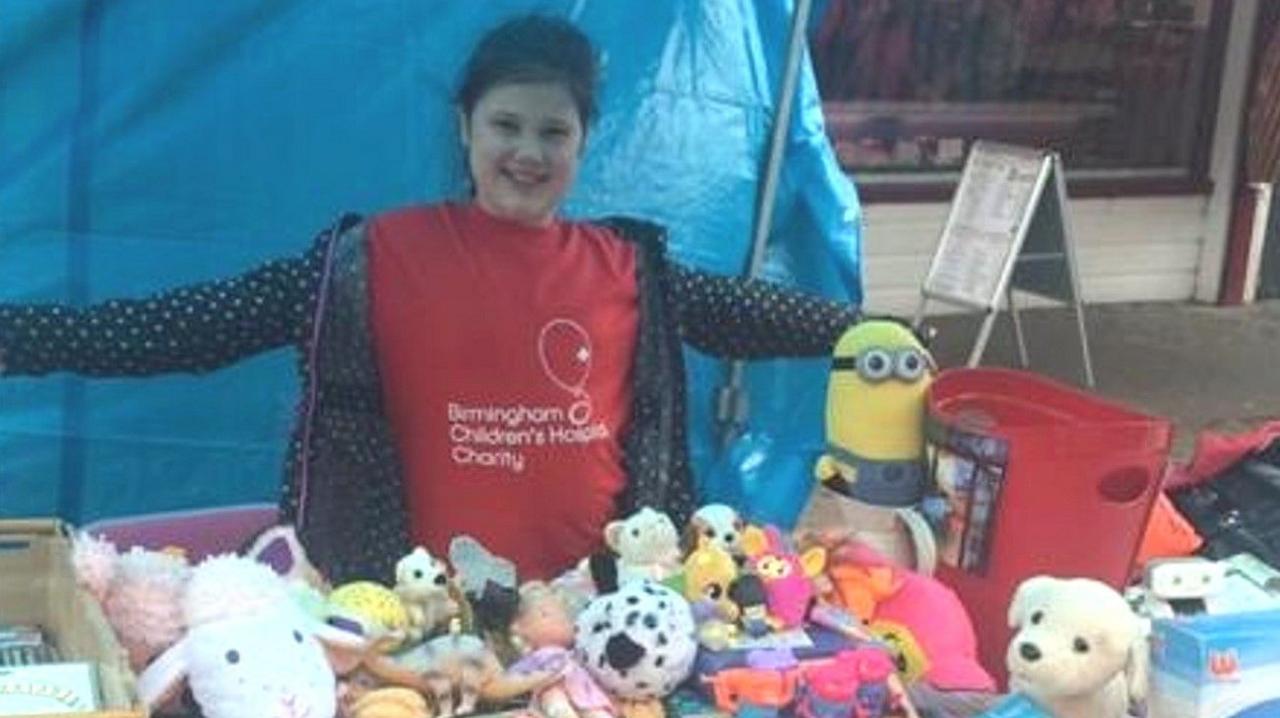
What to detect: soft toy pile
<box><xmin>71</xmin><ymin>501</ymin><xmax>995</xmax><ymax>718</ymax></box>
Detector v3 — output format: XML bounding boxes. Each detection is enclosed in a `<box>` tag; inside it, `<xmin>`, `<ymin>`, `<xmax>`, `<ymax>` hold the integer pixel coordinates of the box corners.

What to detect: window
<box><xmin>811</xmin><ymin>0</ymin><xmax>1228</xmax><ymax>199</ymax></box>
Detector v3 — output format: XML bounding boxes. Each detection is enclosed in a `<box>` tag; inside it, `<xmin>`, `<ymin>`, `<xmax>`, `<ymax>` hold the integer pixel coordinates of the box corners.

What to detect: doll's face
<box><xmin>512</xmin><ymin>591</ymin><xmax>574</xmax><ymax>649</ymax></box>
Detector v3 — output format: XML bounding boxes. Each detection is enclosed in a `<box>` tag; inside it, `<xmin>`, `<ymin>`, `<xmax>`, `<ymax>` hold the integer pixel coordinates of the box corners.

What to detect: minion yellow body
<box><xmin>815</xmin><ymin>321</ymin><xmax>935</xmax><ymax>507</ymax></box>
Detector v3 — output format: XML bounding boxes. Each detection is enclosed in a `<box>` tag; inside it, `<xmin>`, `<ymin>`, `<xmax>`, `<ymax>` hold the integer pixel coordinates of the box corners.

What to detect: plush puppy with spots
<box><xmin>574</xmin><ymin>580</ymin><xmax>697</xmax><ymax>718</ymax></box>
<box><xmin>1006</xmin><ymin>576</ymin><xmax>1148</xmax><ymax>718</ymax></box>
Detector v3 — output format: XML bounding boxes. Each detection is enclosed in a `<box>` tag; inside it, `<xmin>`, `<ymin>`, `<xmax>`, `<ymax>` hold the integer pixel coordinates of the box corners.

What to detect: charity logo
<box><xmin>537</xmin><ymin>318</ymin><xmax>593</xmax><ymax>426</ymax></box>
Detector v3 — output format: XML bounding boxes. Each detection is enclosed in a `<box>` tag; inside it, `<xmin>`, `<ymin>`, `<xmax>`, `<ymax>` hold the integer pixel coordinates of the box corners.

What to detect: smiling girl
<box><xmin>0</xmin><ymin>16</ymin><xmax>862</xmax><ymax>583</ymax></box>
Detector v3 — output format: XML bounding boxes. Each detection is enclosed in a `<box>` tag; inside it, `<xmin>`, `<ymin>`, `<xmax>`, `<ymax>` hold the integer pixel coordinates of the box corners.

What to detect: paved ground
<box><xmin>923</xmin><ymin>299</ymin><xmax>1280</xmax><ymax>459</ymax></box>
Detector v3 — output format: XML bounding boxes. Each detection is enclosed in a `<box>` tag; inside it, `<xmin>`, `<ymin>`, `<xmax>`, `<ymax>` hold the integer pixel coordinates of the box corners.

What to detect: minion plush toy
<box><xmin>814</xmin><ymin>320</ymin><xmax>935</xmax><ymax>507</ymax></box>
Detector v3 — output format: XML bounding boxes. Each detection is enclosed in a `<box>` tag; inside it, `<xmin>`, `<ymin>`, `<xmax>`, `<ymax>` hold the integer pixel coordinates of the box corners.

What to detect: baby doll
<box><xmin>509</xmin><ymin>581</ymin><xmax>617</xmax><ymax>718</ymax></box>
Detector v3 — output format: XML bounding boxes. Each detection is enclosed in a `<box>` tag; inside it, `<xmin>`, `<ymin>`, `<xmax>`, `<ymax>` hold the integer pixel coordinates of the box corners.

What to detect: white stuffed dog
<box><xmin>1006</xmin><ymin>576</ymin><xmax>1147</xmax><ymax>718</ymax></box>
<box><xmin>394</xmin><ymin>546</ymin><xmax>460</xmax><ymax>641</ymax></box>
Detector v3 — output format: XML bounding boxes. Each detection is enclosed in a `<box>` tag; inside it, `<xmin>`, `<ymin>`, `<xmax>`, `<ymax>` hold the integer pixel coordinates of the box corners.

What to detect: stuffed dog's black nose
<box><xmin>605</xmin><ymin>632</ymin><xmax>645</xmax><ymax>671</ymax></box>
<box><xmin>1019</xmin><ymin>642</ymin><xmax>1042</xmax><ymax>662</ymax></box>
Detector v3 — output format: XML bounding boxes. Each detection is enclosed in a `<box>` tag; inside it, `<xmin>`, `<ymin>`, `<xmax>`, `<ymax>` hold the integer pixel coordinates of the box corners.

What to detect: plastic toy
<box><xmin>702</xmin><ymin>667</ymin><xmax>798</xmax><ymax>718</ymax></box>
<box><xmin>728</xmin><ymin>574</ymin><xmax>773</xmax><ymax>638</ymax></box>
<box><xmin>1129</xmin><ymin>556</ymin><xmax>1225</xmax><ymax>620</ymax></box>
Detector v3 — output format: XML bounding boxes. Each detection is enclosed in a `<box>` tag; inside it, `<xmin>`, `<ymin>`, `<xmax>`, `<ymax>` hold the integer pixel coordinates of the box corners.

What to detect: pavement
<box><xmin>923</xmin><ymin>299</ymin><xmax>1280</xmax><ymax>460</ymax></box>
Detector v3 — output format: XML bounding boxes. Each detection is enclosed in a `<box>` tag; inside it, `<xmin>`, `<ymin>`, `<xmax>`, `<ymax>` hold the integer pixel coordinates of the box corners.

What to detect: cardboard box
<box><xmin>0</xmin><ymin>519</ymin><xmax>144</xmax><ymax>718</ymax></box>
<box><xmin>1150</xmin><ymin>609</ymin><xmax>1280</xmax><ymax>718</ymax></box>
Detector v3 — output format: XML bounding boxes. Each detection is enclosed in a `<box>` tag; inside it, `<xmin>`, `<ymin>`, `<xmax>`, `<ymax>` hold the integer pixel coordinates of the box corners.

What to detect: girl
<box><xmin>0</xmin><ymin>16</ymin><xmax>861</xmax><ymax>583</ymax></box>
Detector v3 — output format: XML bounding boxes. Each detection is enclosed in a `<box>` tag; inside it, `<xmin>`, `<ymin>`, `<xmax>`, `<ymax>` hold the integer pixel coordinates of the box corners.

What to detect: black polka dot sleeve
<box><xmin>667</xmin><ymin>261</ymin><xmax>862</xmax><ymax>359</ymax></box>
<box><xmin>0</xmin><ymin>243</ymin><xmax>325</xmax><ymax>377</ymax></box>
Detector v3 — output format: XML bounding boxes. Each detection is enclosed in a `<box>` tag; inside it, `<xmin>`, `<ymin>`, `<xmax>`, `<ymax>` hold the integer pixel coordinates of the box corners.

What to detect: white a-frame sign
<box><xmin>913</xmin><ymin>141</ymin><xmax>1095</xmax><ymax>387</ymax></box>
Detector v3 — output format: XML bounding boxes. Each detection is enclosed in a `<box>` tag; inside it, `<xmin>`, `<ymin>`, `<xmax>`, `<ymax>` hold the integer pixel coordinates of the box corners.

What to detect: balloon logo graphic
<box><xmin>538</xmin><ymin>319</ymin><xmax>593</xmax><ymax>425</ymax></box>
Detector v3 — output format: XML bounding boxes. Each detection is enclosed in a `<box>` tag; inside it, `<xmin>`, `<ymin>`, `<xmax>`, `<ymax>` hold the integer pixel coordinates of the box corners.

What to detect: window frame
<box><xmin>816</xmin><ymin>0</ymin><xmax>1232</xmax><ymax>203</ymax></box>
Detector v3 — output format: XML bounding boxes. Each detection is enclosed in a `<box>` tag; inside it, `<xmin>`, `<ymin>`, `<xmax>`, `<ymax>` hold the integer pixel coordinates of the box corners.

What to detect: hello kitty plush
<box><xmin>600</xmin><ymin>507</ymin><xmax>682</xmax><ymax>585</ymax></box>
<box><xmin>136</xmin><ymin>555</ymin><xmax>366</xmax><ymax>718</ymax></box>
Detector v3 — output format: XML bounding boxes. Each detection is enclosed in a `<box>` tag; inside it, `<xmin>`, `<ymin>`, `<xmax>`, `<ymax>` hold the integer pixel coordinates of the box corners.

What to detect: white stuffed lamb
<box><xmin>137</xmin><ymin>554</ymin><xmax>366</xmax><ymax>718</ymax></box>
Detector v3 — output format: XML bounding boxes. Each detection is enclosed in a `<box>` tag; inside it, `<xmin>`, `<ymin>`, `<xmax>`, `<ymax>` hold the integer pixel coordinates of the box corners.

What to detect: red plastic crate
<box><xmin>926</xmin><ymin>368</ymin><xmax>1172</xmax><ymax>687</ymax></box>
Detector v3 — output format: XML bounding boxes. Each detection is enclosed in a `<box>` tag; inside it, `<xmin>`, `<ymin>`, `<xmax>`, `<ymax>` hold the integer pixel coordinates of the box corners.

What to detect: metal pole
<box><xmin>1006</xmin><ymin>285</ymin><xmax>1029</xmax><ymax>368</ymax></box>
<box><xmin>716</xmin><ymin>0</ymin><xmax>816</xmax><ymax>449</ymax></box>
<box><xmin>1054</xmin><ymin>155</ymin><xmax>1096</xmax><ymax>387</ymax></box>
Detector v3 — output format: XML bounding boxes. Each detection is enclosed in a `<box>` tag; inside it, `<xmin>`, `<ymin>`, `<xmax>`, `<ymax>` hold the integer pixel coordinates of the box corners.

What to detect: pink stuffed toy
<box><xmin>71</xmin><ymin>532</ymin><xmax>191</xmax><ymax>671</ymax></box>
<box><xmin>742</xmin><ymin>526</ymin><xmax>826</xmax><ymax>630</ymax></box>
<box><xmin>827</xmin><ymin>541</ymin><xmax>994</xmax><ymax>692</ymax></box>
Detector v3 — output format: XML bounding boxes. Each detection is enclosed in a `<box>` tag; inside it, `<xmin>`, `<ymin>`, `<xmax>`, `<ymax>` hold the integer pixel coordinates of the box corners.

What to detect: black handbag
<box><xmin>1170</xmin><ymin>438</ymin><xmax>1280</xmax><ymax>569</ymax></box>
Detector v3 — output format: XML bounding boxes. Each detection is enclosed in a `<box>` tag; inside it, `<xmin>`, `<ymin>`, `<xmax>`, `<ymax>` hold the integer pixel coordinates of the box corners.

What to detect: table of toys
<box><xmin>53</xmin><ymin>508</ymin><xmax>942</xmax><ymax>718</ymax></box>
<box><xmin>14</xmin><ymin>321</ymin><xmax>1280</xmax><ymax>718</ymax></box>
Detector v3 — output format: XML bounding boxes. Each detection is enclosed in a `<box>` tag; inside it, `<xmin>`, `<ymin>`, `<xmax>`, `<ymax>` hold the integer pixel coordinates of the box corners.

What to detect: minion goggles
<box><xmin>831</xmin><ymin>347</ymin><xmax>934</xmax><ymax>382</ymax></box>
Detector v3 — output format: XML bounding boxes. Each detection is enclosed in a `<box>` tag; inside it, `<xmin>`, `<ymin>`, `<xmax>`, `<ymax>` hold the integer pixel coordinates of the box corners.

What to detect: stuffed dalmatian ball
<box><xmin>574</xmin><ymin>579</ymin><xmax>697</xmax><ymax>699</ymax></box>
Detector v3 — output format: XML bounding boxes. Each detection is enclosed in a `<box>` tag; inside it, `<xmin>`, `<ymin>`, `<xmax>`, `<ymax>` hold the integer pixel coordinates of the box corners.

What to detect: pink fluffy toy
<box><xmin>71</xmin><ymin>532</ymin><xmax>192</xmax><ymax>671</ymax></box>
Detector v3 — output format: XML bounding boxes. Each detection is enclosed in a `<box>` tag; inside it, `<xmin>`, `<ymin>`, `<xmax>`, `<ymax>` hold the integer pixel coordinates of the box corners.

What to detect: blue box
<box><xmin>1150</xmin><ymin>609</ymin><xmax>1280</xmax><ymax>717</ymax></box>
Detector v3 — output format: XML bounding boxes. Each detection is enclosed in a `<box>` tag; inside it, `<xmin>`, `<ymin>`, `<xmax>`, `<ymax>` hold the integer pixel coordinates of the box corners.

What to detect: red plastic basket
<box><xmin>925</xmin><ymin>368</ymin><xmax>1172</xmax><ymax>687</ymax></box>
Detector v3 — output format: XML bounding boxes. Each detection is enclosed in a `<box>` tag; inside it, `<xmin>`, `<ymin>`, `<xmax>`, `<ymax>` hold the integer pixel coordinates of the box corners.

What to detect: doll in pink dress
<box><xmin>510</xmin><ymin>581</ymin><xmax>617</xmax><ymax>718</ymax></box>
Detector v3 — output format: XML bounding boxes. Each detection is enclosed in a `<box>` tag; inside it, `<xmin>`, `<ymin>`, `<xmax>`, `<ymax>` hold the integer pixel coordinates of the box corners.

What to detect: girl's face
<box><xmin>461</xmin><ymin>81</ymin><xmax>584</xmax><ymax>227</ymax></box>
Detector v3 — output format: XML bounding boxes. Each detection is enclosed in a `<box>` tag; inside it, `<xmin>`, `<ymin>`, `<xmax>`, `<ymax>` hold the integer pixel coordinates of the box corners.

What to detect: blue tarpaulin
<box><xmin>0</xmin><ymin>1</ymin><xmax>861</xmax><ymax>527</ymax></box>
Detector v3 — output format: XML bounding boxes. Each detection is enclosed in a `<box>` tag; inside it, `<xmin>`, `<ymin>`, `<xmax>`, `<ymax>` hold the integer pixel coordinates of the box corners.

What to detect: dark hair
<box><xmin>456</xmin><ymin>15</ymin><xmax>601</xmax><ymax>129</ymax></box>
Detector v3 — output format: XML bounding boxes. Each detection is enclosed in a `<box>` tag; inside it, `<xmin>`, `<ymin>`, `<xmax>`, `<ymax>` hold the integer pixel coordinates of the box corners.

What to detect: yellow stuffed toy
<box><xmin>801</xmin><ymin>320</ymin><xmax>939</xmax><ymax>572</ymax></box>
<box><xmin>814</xmin><ymin>320</ymin><xmax>935</xmax><ymax>506</ymax></box>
